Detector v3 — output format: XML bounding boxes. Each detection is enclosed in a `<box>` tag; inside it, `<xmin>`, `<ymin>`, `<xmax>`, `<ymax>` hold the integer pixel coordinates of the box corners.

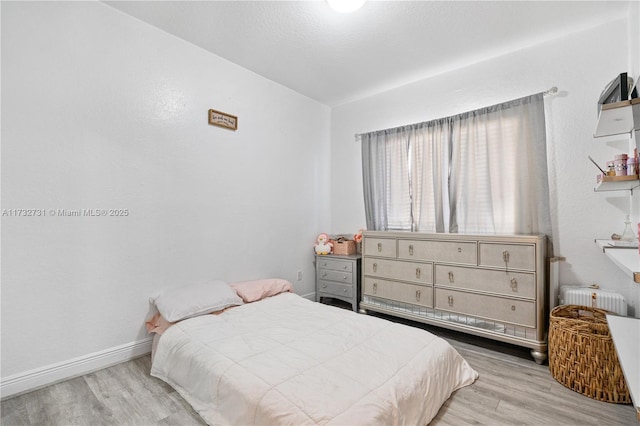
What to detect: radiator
<box><xmin>559</xmin><ymin>286</ymin><xmax>627</xmax><ymax>316</ymax></box>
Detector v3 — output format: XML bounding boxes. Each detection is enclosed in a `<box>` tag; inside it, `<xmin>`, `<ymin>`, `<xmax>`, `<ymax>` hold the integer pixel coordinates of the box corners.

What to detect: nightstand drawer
<box><xmin>317</xmin><ymin>258</ymin><xmax>353</xmax><ymax>273</ymax></box>
<box><xmin>318</xmin><ymin>280</ymin><xmax>353</xmax><ymax>298</ymax></box>
<box><xmin>318</xmin><ymin>269</ymin><xmax>353</xmax><ymax>284</ymax></box>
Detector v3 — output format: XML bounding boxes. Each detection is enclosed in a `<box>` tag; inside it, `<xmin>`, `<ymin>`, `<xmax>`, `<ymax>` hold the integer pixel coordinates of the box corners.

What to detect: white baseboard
<box><xmin>0</xmin><ymin>337</ymin><xmax>153</xmax><ymax>400</ymax></box>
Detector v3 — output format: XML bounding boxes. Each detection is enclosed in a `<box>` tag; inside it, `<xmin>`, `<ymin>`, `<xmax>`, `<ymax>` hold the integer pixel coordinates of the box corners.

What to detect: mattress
<box><xmin>151</xmin><ymin>292</ymin><xmax>478</xmax><ymax>425</ymax></box>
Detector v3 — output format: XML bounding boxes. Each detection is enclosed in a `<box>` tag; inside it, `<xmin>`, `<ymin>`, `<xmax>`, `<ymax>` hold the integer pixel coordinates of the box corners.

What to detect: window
<box><xmin>361</xmin><ymin>93</ymin><xmax>551</xmax><ymax>236</ymax></box>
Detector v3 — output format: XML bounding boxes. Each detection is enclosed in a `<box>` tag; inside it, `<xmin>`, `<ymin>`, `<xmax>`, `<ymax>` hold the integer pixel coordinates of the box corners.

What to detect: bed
<box><xmin>148</xmin><ymin>279</ymin><xmax>478</xmax><ymax>425</ymax></box>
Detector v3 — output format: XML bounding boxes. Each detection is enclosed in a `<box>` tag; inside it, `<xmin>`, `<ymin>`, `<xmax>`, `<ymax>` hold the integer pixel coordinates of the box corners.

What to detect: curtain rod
<box><xmin>354</xmin><ymin>87</ymin><xmax>559</xmax><ymax>140</ymax></box>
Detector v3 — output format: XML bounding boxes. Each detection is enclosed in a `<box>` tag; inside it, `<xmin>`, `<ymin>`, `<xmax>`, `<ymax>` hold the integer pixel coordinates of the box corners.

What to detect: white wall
<box><xmin>1</xmin><ymin>0</ymin><xmax>330</xmax><ymax>390</ymax></box>
<box><xmin>330</xmin><ymin>17</ymin><xmax>640</xmax><ymax>317</ymax></box>
<box><xmin>629</xmin><ymin>1</ymin><xmax>639</xmax><ymax>79</ymax></box>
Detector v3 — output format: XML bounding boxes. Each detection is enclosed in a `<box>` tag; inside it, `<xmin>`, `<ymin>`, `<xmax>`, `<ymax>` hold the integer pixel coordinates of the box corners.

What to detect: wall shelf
<box><xmin>593</xmin><ymin>99</ymin><xmax>640</xmax><ymax>138</ymax></box>
<box><xmin>593</xmin><ymin>94</ymin><xmax>640</xmax><ymax>284</ymax></box>
<box><xmin>594</xmin><ymin>176</ymin><xmax>640</xmax><ymax>192</ymax></box>
<box><xmin>595</xmin><ymin>239</ymin><xmax>640</xmax><ymax>283</ymax></box>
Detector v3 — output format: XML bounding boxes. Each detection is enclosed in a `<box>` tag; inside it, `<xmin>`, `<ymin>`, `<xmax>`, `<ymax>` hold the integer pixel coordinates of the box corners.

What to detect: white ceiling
<box><xmin>104</xmin><ymin>0</ymin><xmax>630</xmax><ymax>106</ymax></box>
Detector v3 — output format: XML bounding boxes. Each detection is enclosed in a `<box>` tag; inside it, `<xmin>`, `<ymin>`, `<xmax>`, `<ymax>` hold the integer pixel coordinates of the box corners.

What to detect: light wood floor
<box><xmin>2</xmin><ymin>310</ymin><xmax>636</xmax><ymax>425</ymax></box>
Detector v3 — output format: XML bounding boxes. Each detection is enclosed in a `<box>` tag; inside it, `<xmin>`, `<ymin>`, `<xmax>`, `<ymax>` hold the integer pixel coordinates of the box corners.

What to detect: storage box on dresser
<box><xmin>315</xmin><ymin>253</ymin><xmax>361</xmax><ymax>312</ymax></box>
<box><xmin>360</xmin><ymin>231</ymin><xmax>548</xmax><ymax>363</ymax></box>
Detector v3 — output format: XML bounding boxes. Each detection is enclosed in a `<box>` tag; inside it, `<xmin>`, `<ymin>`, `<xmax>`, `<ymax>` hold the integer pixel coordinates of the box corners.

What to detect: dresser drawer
<box><xmin>317</xmin><ymin>257</ymin><xmax>353</xmax><ymax>273</ymax></box>
<box><xmin>479</xmin><ymin>243</ymin><xmax>536</xmax><ymax>271</ymax></box>
<box><xmin>363</xmin><ymin>237</ymin><xmax>396</xmax><ymax>258</ymax></box>
<box><xmin>435</xmin><ymin>288</ymin><xmax>535</xmax><ymax>327</ymax></box>
<box><xmin>318</xmin><ymin>280</ymin><xmax>353</xmax><ymax>298</ymax></box>
<box><xmin>363</xmin><ymin>277</ymin><xmax>433</xmax><ymax>308</ymax></box>
<box><xmin>398</xmin><ymin>239</ymin><xmax>477</xmax><ymax>265</ymax></box>
<box><xmin>435</xmin><ymin>265</ymin><xmax>535</xmax><ymax>299</ymax></box>
<box><xmin>363</xmin><ymin>258</ymin><xmax>432</xmax><ymax>285</ymax></box>
<box><xmin>317</xmin><ymin>269</ymin><xmax>353</xmax><ymax>284</ymax></box>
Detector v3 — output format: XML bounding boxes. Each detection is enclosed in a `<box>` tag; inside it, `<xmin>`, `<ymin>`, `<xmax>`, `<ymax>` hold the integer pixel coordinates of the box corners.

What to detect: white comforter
<box><xmin>151</xmin><ymin>293</ymin><xmax>478</xmax><ymax>425</ymax></box>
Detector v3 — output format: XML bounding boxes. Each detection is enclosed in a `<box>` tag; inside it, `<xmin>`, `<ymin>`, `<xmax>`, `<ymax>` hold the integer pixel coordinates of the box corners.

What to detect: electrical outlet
<box><xmin>296</xmin><ymin>270</ymin><xmax>303</xmax><ymax>281</ymax></box>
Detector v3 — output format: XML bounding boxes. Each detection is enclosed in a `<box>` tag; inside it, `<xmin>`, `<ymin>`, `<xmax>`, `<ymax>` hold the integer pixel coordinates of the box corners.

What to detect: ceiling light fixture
<box><xmin>327</xmin><ymin>0</ymin><xmax>366</xmax><ymax>13</ymax></box>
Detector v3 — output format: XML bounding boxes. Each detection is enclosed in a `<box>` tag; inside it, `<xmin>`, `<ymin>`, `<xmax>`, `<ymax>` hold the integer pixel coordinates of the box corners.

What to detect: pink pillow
<box><xmin>230</xmin><ymin>278</ymin><xmax>293</xmax><ymax>303</ymax></box>
<box><xmin>145</xmin><ymin>312</ymin><xmax>174</xmax><ymax>335</ymax></box>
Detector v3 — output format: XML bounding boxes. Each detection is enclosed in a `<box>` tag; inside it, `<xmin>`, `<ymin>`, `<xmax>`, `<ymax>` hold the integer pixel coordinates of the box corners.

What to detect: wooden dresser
<box><xmin>315</xmin><ymin>254</ymin><xmax>361</xmax><ymax>312</ymax></box>
<box><xmin>360</xmin><ymin>231</ymin><xmax>548</xmax><ymax>363</ymax></box>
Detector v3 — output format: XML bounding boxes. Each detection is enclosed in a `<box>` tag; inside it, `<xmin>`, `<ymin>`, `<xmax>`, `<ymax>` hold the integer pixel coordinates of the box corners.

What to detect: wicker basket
<box><xmin>548</xmin><ymin>305</ymin><xmax>631</xmax><ymax>404</ymax></box>
<box><xmin>332</xmin><ymin>237</ymin><xmax>356</xmax><ymax>255</ymax></box>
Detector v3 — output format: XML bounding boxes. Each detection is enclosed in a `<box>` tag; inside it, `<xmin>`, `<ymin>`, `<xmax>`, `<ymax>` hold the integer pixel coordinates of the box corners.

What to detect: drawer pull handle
<box><xmin>448</xmin><ymin>271</ymin><xmax>454</xmax><ymax>283</ymax></box>
<box><xmin>510</xmin><ymin>278</ymin><xmax>518</xmax><ymax>292</ymax></box>
<box><xmin>448</xmin><ymin>295</ymin><xmax>454</xmax><ymax>306</ymax></box>
<box><xmin>373</xmin><ymin>263</ymin><xmax>378</xmax><ymax>272</ymax></box>
<box><xmin>409</xmin><ymin>245</ymin><xmax>414</xmax><ymax>256</ymax></box>
<box><xmin>503</xmin><ymin>250</ymin><xmax>510</xmax><ymax>263</ymax></box>
<box><xmin>377</xmin><ymin>242</ymin><xmax>382</xmax><ymax>252</ymax></box>
<box><xmin>343</xmin><ymin>265</ymin><xmax>348</xmax><ymax>270</ymax></box>
<box><xmin>344</xmin><ymin>288</ymin><xmax>347</xmax><ymax>293</ymax></box>
<box><xmin>343</xmin><ymin>275</ymin><xmax>347</xmax><ymax>280</ymax></box>
<box><xmin>416</xmin><ymin>290</ymin><xmax>421</xmax><ymax>301</ymax></box>
<box><xmin>373</xmin><ymin>282</ymin><xmax>378</xmax><ymax>294</ymax></box>
<box><xmin>511</xmin><ymin>305</ymin><xmax>516</xmax><ymax>311</ymax></box>
<box><xmin>322</xmin><ymin>272</ymin><xmax>327</xmax><ymax>278</ymax></box>
<box><xmin>322</xmin><ymin>284</ymin><xmax>327</xmax><ymax>289</ymax></box>
<box><xmin>416</xmin><ymin>268</ymin><xmax>421</xmax><ymax>279</ymax></box>
<box><xmin>457</xmin><ymin>247</ymin><xmax>462</xmax><ymax>253</ymax></box>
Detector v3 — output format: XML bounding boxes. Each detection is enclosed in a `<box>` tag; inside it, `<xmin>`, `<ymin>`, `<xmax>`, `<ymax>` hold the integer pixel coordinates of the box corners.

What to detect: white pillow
<box><xmin>150</xmin><ymin>280</ymin><xmax>243</xmax><ymax>322</ymax></box>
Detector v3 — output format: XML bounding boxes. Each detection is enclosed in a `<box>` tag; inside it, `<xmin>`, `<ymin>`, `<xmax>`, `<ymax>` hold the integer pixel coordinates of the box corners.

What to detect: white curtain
<box><xmin>449</xmin><ymin>94</ymin><xmax>551</xmax><ymax>235</ymax></box>
<box><xmin>361</xmin><ymin>122</ymin><xmax>449</xmax><ymax>232</ymax></box>
<box><xmin>362</xmin><ymin>129</ymin><xmax>412</xmax><ymax>230</ymax></box>
<box><xmin>361</xmin><ymin>93</ymin><xmax>551</xmax><ymax>237</ymax></box>
<box><xmin>411</xmin><ymin>121</ymin><xmax>450</xmax><ymax>233</ymax></box>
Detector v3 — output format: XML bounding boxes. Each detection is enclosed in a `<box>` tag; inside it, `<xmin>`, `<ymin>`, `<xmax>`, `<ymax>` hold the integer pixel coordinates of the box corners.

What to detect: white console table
<box><xmin>607</xmin><ymin>314</ymin><xmax>640</xmax><ymax>421</ymax></box>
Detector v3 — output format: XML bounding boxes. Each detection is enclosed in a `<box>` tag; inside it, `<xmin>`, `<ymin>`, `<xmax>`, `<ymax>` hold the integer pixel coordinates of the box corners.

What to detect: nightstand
<box><xmin>315</xmin><ymin>253</ymin><xmax>361</xmax><ymax>312</ymax></box>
